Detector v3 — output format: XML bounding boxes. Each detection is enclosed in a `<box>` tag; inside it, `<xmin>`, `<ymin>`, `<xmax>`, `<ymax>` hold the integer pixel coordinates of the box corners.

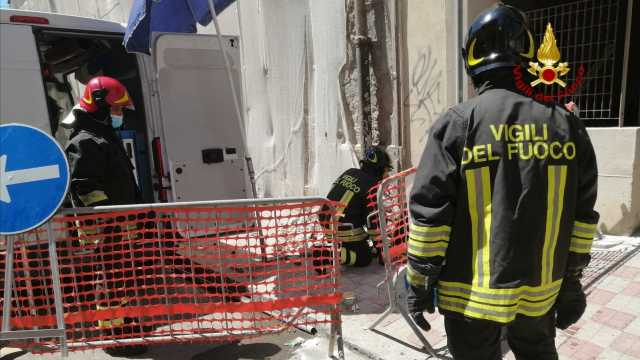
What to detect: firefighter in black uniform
<box><xmin>325</xmin><ymin>147</ymin><xmax>392</xmax><ymax>267</ymax></box>
<box><xmin>406</xmin><ymin>5</ymin><xmax>599</xmax><ymax>360</ymax></box>
<box><xmin>64</xmin><ymin>76</ymin><xmax>149</xmax><ymax>357</ymax></box>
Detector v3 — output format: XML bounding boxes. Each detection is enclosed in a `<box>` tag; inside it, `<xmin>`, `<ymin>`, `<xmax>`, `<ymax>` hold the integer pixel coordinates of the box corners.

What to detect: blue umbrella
<box><xmin>124</xmin><ymin>0</ymin><xmax>235</xmax><ymax>54</ymax></box>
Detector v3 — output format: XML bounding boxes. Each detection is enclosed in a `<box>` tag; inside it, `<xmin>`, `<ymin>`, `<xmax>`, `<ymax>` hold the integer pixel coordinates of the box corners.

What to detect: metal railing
<box><xmin>365</xmin><ymin>168</ymin><xmax>438</xmax><ymax>357</ymax></box>
<box><xmin>526</xmin><ymin>0</ymin><xmax>626</xmax><ymax>125</ymax></box>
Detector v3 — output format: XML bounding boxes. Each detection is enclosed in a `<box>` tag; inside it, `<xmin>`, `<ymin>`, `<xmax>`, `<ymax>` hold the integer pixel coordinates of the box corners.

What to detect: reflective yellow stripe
<box><xmin>78</xmin><ymin>190</ymin><xmax>108</xmax><ymax>205</ymax></box>
<box><xmin>340</xmin><ymin>248</ymin><xmax>348</xmax><ymax>264</ymax></box>
<box><xmin>349</xmin><ymin>250</ymin><xmax>357</xmax><ymax>265</ymax></box>
<box><xmin>337</xmin><ymin>228</ymin><xmax>368</xmax><ymax>242</ymax></box>
<box><xmin>438</xmin><ymin>292</ymin><xmax>558</xmax><ymax>324</ymax></box>
<box><xmin>570</xmin><ymin>220</ymin><xmax>596</xmax><ymax>254</ymax></box>
<box><xmin>408</xmin><ymin>223</ymin><xmax>451</xmax><ymax>257</ymax></box>
<box><xmin>480</xmin><ymin>167</ymin><xmax>492</xmax><ymax>288</ymax></box>
<box><xmin>337</xmin><ymin>228</ymin><xmax>366</xmax><ymax>237</ymax></box>
<box><xmin>542</xmin><ymin>166</ymin><xmax>567</xmax><ymax>285</ymax></box>
<box><xmin>574</xmin><ymin>221</ymin><xmax>597</xmax><ymax>232</ymax></box>
<box><xmin>96</xmin><ymin>299</ymin><xmax>128</xmax><ymax>328</ymax></box>
<box><xmin>408</xmin><ymin>226</ymin><xmax>450</xmax><ymax>257</ymax></box>
<box><xmin>98</xmin><ymin>318</ymin><xmax>124</xmax><ymax>328</ymax></box>
<box><xmin>569</xmin><ymin>237</ymin><xmax>593</xmax><ymax>253</ymax></box>
<box><xmin>76</xmin><ymin>220</ymin><xmax>101</xmax><ymax>246</ymax></box>
<box><xmin>572</xmin><ymin>230</ymin><xmax>594</xmax><ymax>238</ymax></box>
<box><xmin>466</xmin><ymin>167</ymin><xmax>492</xmax><ymax>288</ymax></box>
<box><xmin>409</xmin><ymin>224</ymin><xmax>452</xmax><ymax>234</ymax></box>
<box><xmin>340</xmin><ymin>248</ymin><xmax>358</xmax><ymax>265</ymax></box>
<box><xmin>438</xmin><ymin>279</ymin><xmax>562</xmax><ymax>303</ymax></box>
<box><xmin>406</xmin><ymin>264</ymin><xmax>426</xmax><ymax>288</ymax></box>
<box><xmin>409</xmin><ymin>233</ymin><xmax>450</xmax><ymax>242</ymax></box>
<box><xmin>408</xmin><ymin>241</ymin><xmax>448</xmax><ymax>257</ymax></box>
<box><xmin>336</xmin><ymin>190</ymin><xmax>355</xmax><ymax>218</ymax></box>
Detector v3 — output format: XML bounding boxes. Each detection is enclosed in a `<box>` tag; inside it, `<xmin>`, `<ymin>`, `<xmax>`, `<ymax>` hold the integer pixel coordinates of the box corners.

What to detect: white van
<box><xmin>0</xmin><ymin>9</ymin><xmax>251</xmax><ymax>204</ymax></box>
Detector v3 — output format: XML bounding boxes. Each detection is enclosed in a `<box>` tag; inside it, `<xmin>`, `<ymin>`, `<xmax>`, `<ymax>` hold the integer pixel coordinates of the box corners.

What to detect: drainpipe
<box><xmin>353</xmin><ymin>0</ymin><xmax>371</xmax><ymax>154</ymax></box>
<box><xmin>393</xmin><ymin>0</ymin><xmax>407</xmax><ymax>168</ymax></box>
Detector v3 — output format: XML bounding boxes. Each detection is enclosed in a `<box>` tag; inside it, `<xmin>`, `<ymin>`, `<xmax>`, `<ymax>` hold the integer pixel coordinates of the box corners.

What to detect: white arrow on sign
<box><xmin>0</xmin><ymin>154</ymin><xmax>61</xmax><ymax>204</ymax></box>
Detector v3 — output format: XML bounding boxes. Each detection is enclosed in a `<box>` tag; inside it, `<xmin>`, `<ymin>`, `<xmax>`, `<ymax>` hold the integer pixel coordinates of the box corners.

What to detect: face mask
<box><xmin>111</xmin><ymin>114</ymin><xmax>124</xmax><ymax>129</ymax></box>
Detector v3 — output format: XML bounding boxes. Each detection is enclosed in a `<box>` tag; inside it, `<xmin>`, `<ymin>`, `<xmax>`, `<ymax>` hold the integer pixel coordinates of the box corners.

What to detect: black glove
<box><xmin>406</xmin><ymin>275</ymin><xmax>437</xmax><ymax>332</ymax></box>
<box><xmin>555</xmin><ymin>276</ymin><xmax>587</xmax><ymax>330</ymax></box>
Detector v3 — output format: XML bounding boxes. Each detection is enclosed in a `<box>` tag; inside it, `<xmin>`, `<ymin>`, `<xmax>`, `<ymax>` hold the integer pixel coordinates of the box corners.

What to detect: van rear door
<box><xmin>153</xmin><ymin>33</ymin><xmax>249</xmax><ymax>202</ymax></box>
<box><xmin>0</xmin><ymin>24</ymin><xmax>49</xmax><ymax>133</ymax></box>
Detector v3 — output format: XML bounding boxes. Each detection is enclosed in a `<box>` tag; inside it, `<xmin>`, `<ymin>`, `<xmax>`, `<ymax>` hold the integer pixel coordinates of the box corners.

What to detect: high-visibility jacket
<box><xmin>407</xmin><ymin>78</ymin><xmax>599</xmax><ymax>324</ymax></box>
<box><xmin>65</xmin><ymin>111</ymin><xmax>141</xmax><ymax>329</ymax></box>
<box><xmin>65</xmin><ymin>110</ymin><xmax>140</xmax><ymax>208</ymax></box>
<box><xmin>325</xmin><ymin>168</ymin><xmax>381</xmax><ymax>242</ymax></box>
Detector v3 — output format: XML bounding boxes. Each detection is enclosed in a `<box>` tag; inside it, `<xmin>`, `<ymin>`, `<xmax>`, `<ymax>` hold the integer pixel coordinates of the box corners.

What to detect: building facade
<box><xmin>9</xmin><ymin>0</ymin><xmax>639</xmax><ymax>235</ymax></box>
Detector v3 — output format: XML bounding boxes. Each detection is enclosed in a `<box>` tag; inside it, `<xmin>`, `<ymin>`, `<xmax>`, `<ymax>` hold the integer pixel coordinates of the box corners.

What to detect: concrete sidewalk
<box><xmin>339</xmin><ymin>238</ymin><xmax>640</xmax><ymax>360</ymax></box>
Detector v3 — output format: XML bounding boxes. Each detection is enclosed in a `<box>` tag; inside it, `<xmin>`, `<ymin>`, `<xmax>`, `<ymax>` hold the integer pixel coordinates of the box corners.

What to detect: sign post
<box><xmin>0</xmin><ymin>123</ymin><xmax>70</xmax><ymax>355</ymax></box>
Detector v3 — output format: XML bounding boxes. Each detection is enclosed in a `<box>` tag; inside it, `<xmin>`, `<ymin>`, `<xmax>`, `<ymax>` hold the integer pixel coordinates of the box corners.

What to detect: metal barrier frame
<box><xmin>1</xmin><ymin>196</ymin><xmax>345</xmax><ymax>359</ymax></box>
<box><xmin>366</xmin><ymin>168</ymin><xmax>438</xmax><ymax>357</ymax></box>
<box><xmin>2</xmin><ymin>222</ymin><xmax>68</xmax><ymax>356</ymax></box>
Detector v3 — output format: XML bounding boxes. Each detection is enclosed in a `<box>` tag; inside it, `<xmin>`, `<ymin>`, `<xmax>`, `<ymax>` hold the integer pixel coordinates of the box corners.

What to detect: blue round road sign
<box><xmin>0</xmin><ymin>124</ymin><xmax>70</xmax><ymax>235</ymax></box>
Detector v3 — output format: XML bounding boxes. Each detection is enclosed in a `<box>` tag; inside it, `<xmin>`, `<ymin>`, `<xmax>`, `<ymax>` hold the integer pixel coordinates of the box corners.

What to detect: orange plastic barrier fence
<box><xmin>366</xmin><ymin>183</ymin><xmax>382</xmax><ymax>254</ymax></box>
<box><xmin>369</xmin><ymin>168</ymin><xmax>416</xmax><ymax>269</ymax></box>
<box><xmin>0</xmin><ymin>198</ymin><xmax>343</xmax><ymax>353</ymax></box>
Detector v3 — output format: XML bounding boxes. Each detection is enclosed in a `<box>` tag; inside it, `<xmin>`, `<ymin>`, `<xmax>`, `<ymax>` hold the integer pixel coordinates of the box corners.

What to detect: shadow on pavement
<box><xmin>191</xmin><ymin>342</ymin><xmax>281</xmax><ymax>360</ymax></box>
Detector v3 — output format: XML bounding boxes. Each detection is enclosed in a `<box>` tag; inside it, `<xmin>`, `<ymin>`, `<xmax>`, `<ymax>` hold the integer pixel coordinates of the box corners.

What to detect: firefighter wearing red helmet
<box><xmin>66</xmin><ymin>76</ymin><xmax>138</xmax><ymax>207</ymax></box>
<box><xmin>65</xmin><ymin>76</ymin><xmax>147</xmax><ymax>357</ymax></box>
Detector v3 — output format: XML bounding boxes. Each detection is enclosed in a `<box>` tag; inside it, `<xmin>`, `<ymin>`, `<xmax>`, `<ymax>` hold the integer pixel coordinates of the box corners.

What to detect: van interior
<box><xmin>34</xmin><ymin>29</ymin><xmax>154</xmax><ymax>202</ymax></box>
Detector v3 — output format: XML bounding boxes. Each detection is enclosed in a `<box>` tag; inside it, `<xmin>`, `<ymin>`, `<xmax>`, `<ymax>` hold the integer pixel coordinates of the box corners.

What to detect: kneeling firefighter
<box><xmin>405</xmin><ymin>5</ymin><xmax>598</xmax><ymax>360</ymax></box>
<box><xmin>320</xmin><ymin>147</ymin><xmax>392</xmax><ymax>267</ymax></box>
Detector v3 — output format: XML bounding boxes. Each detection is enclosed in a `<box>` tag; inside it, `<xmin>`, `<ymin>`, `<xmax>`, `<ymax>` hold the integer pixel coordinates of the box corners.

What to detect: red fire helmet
<box><xmin>79</xmin><ymin>76</ymin><xmax>133</xmax><ymax>113</ymax></box>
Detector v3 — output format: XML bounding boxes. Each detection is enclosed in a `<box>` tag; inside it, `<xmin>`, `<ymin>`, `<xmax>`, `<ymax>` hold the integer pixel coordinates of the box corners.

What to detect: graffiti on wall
<box><xmin>405</xmin><ymin>47</ymin><xmax>444</xmax><ymax>144</ymax></box>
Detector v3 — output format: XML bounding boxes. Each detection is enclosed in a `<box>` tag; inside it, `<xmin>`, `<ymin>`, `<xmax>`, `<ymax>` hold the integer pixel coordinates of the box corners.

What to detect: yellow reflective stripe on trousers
<box><xmin>466</xmin><ymin>167</ymin><xmax>492</xmax><ymax>288</ymax></box>
<box><xmin>542</xmin><ymin>166</ymin><xmax>567</xmax><ymax>285</ymax></box>
<box><xmin>78</xmin><ymin>190</ymin><xmax>108</xmax><ymax>206</ymax></box>
<box><xmin>406</xmin><ymin>263</ymin><xmax>426</xmax><ymax>288</ymax></box>
<box><xmin>336</xmin><ymin>190</ymin><xmax>355</xmax><ymax>218</ymax></box>
<box><xmin>340</xmin><ymin>248</ymin><xmax>357</xmax><ymax>265</ymax></box>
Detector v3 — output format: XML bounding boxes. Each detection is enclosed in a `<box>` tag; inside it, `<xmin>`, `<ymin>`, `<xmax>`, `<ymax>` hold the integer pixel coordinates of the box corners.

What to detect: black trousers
<box><xmin>444</xmin><ymin>311</ymin><xmax>558</xmax><ymax>360</ymax></box>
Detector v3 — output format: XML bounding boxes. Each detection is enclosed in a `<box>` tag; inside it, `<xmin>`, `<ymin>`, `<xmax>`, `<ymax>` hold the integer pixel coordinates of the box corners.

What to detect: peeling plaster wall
<box><xmin>239</xmin><ymin>0</ymin><xmax>356</xmax><ymax>198</ymax></box>
<box><xmin>10</xmin><ymin>0</ymin><xmax>401</xmax><ymax>199</ymax></box>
